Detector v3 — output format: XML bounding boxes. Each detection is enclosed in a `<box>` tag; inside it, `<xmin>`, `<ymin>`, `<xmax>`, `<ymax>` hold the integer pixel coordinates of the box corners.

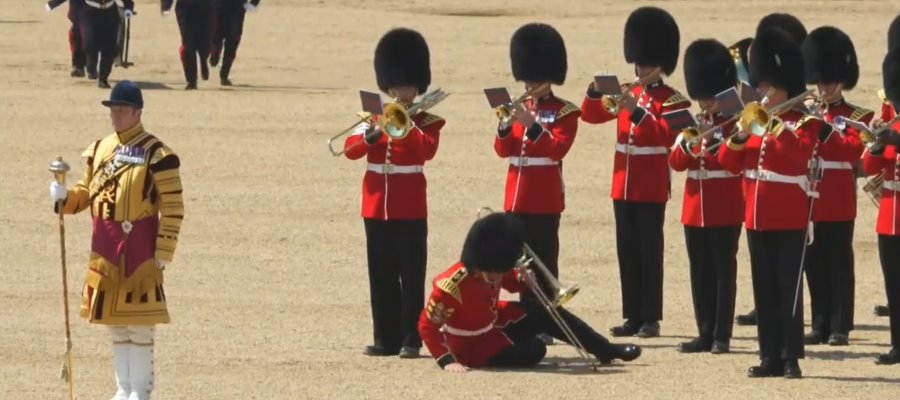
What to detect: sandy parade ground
<box><xmin>2</xmin><ymin>0</ymin><xmax>900</xmax><ymax>398</ymax></box>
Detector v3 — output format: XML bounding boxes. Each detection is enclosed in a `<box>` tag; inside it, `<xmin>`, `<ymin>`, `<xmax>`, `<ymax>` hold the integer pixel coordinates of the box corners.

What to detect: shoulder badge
<box><xmin>418</xmin><ymin>113</ymin><xmax>445</xmax><ymax>128</ymax></box>
<box><xmin>663</xmin><ymin>91</ymin><xmax>690</xmax><ymax>108</ymax></box>
<box><xmin>435</xmin><ymin>267</ymin><xmax>467</xmax><ymax>303</ymax></box>
<box><xmin>848</xmin><ymin>105</ymin><xmax>875</xmax><ymax>123</ymax></box>
<box><xmin>425</xmin><ymin>298</ymin><xmax>454</xmax><ymax>325</ymax></box>
<box><xmin>555</xmin><ymin>100</ymin><xmax>581</xmax><ymax>120</ymax></box>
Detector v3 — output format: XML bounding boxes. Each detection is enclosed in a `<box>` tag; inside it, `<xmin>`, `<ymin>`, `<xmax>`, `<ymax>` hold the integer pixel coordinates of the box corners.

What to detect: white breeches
<box><xmin>108</xmin><ymin>325</ymin><xmax>155</xmax><ymax>345</ymax></box>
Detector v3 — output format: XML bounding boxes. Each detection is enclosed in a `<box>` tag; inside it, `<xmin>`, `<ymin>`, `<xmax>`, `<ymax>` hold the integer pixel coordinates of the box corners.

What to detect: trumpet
<box><xmin>863</xmin><ymin>171</ymin><xmax>885</xmax><ymax>207</ymax></box>
<box><xmin>495</xmin><ymin>83</ymin><xmax>550</xmax><ymax>125</ymax></box>
<box><xmin>475</xmin><ymin>207</ymin><xmax>595</xmax><ymax>369</ymax></box>
<box><xmin>858</xmin><ymin>115</ymin><xmax>900</xmax><ymax>145</ymax></box>
<box><xmin>736</xmin><ymin>89</ymin><xmax>816</xmax><ymax>137</ymax></box>
<box><xmin>327</xmin><ymin>88</ymin><xmax>449</xmax><ymax>156</ymax></box>
<box><xmin>600</xmin><ymin>79</ymin><xmax>642</xmax><ymax>115</ymax></box>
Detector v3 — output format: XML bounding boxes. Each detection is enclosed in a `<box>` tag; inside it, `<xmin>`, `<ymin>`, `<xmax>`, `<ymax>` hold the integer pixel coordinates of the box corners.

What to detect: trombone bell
<box><xmin>380</xmin><ymin>102</ymin><xmax>412</xmax><ymax>140</ymax></box>
<box><xmin>738</xmin><ymin>102</ymin><xmax>771</xmax><ymax>137</ymax></box>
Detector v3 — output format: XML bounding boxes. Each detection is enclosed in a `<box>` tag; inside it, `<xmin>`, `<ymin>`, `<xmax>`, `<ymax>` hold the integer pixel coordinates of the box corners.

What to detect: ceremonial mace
<box><xmin>49</xmin><ymin>156</ymin><xmax>75</xmax><ymax>400</ymax></box>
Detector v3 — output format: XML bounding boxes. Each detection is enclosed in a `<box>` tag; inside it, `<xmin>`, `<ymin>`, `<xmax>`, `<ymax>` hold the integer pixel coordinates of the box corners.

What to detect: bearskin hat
<box><xmin>510</xmin><ymin>23</ymin><xmax>567</xmax><ymax>85</ymax></box>
<box><xmin>460</xmin><ymin>213</ymin><xmax>525</xmax><ymax>273</ymax></box>
<box><xmin>883</xmin><ymin>49</ymin><xmax>900</xmax><ymax>105</ymax></box>
<box><xmin>684</xmin><ymin>39</ymin><xmax>737</xmax><ymax>100</ymax></box>
<box><xmin>755</xmin><ymin>13</ymin><xmax>807</xmax><ymax>44</ymax></box>
<box><xmin>802</xmin><ymin>26</ymin><xmax>859</xmax><ymax>89</ymax></box>
<box><xmin>749</xmin><ymin>28</ymin><xmax>806</xmax><ymax>97</ymax></box>
<box><xmin>889</xmin><ymin>14</ymin><xmax>900</xmax><ymax>51</ymax></box>
<box><xmin>374</xmin><ymin>28</ymin><xmax>431</xmax><ymax>94</ymax></box>
<box><xmin>624</xmin><ymin>6</ymin><xmax>680</xmax><ymax>75</ymax></box>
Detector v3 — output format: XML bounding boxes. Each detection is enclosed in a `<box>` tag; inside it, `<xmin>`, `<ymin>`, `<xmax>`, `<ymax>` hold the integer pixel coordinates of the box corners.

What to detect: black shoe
<box><xmin>677</xmin><ymin>338</ymin><xmax>712</xmax><ymax>353</ymax></box>
<box><xmin>875</xmin><ymin>305</ymin><xmax>890</xmax><ymax>317</ymax></box>
<box><xmin>804</xmin><ymin>331</ymin><xmax>827</xmax><ymax>345</ymax></box>
<box><xmin>610</xmin><ymin>320</ymin><xmax>640</xmax><ymax>337</ymax></box>
<box><xmin>711</xmin><ymin>341</ymin><xmax>730</xmax><ymax>354</ymax></box>
<box><xmin>784</xmin><ymin>360</ymin><xmax>802</xmax><ymax>379</ymax></box>
<box><xmin>70</xmin><ymin>67</ymin><xmax>85</xmax><ymax>77</ymax></box>
<box><xmin>97</xmin><ymin>79</ymin><xmax>110</xmax><ymax>89</ymax></box>
<box><xmin>398</xmin><ymin>346</ymin><xmax>420</xmax><ymax>359</ymax></box>
<box><xmin>209</xmin><ymin>53</ymin><xmax>220</xmax><ymax>67</ymax></box>
<box><xmin>185</xmin><ymin>82</ymin><xmax>198</xmax><ymax>90</ymax></box>
<box><xmin>736</xmin><ymin>309</ymin><xmax>757</xmax><ymax>326</ymax></box>
<box><xmin>87</xmin><ymin>71</ymin><xmax>98</xmax><ymax>80</ymax></box>
<box><xmin>363</xmin><ymin>345</ymin><xmax>399</xmax><ymax>356</ymax></box>
<box><xmin>748</xmin><ymin>358</ymin><xmax>783</xmax><ymax>378</ymax></box>
<box><xmin>201</xmin><ymin>63</ymin><xmax>210</xmax><ymax>81</ymax></box>
<box><xmin>635</xmin><ymin>322</ymin><xmax>660</xmax><ymax>338</ymax></box>
<box><xmin>828</xmin><ymin>334</ymin><xmax>849</xmax><ymax>346</ymax></box>
<box><xmin>876</xmin><ymin>348</ymin><xmax>900</xmax><ymax>365</ymax></box>
<box><xmin>616</xmin><ymin>344</ymin><xmax>641</xmax><ymax>362</ymax></box>
<box><xmin>220</xmin><ymin>78</ymin><xmax>233</xmax><ymax>86</ymax></box>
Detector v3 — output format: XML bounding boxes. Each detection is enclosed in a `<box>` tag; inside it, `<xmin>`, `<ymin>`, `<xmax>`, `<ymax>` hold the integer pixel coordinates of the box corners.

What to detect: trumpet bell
<box><xmin>380</xmin><ymin>102</ymin><xmax>413</xmax><ymax>139</ymax></box>
<box><xmin>601</xmin><ymin>96</ymin><xmax>619</xmax><ymax>115</ymax></box>
<box><xmin>682</xmin><ymin>127</ymin><xmax>701</xmax><ymax>143</ymax></box>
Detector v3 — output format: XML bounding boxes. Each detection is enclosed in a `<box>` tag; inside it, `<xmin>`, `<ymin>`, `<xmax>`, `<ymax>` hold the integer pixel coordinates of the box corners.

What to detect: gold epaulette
<box><xmin>795</xmin><ymin>114</ymin><xmax>823</xmax><ymax>129</ymax></box>
<box><xmin>848</xmin><ymin>105</ymin><xmax>875</xmax><ymax>122</ymax></box>
<box><xmin>418</xmin><ymin>113</ymin><xmax>445</xmax><ymax>128</ymax></box>
<box><xmin>149</xmin><ymin>142</ymin><xmax>176</xmax><ymax>166</ymax></box>
<box><xmin>663</xmin><ymin>91</ymin><xmax>690</xmax><ymax>108</ymax></box>
<box><xmin>878</xmin><ymin>89</ymin><xmax>888</xmax><ymax>103</ymax></box>
<box><xmin>436</xmin><ymin>268</ymin><xmax>467</xmax><ymax>303</ymax></box>
<box><xmin>556</xmin><ymin>100</ymin><xmax>580</xmax><ymax>120</ymax></box>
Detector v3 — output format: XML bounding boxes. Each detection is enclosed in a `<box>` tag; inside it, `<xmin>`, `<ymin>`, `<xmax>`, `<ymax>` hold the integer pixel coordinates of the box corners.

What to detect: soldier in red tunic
<box><xmin>670</xmin><ymin>39</ymin><xmax>744</xmax><ymax>354</ymax></box>
<box><xmin>418</xmin><ymin>213</ymin><xmax>640</xmax><ymax>372</ymax></box>
<box><xmin>342</xmin><ymin>28</ymin><xmax>444</xmax><ymax>359</ymax></box>
<box><xmin>800</xmin><ymin>26</ymin><xmax>871</xmax><ymax>347</ymax></box>
<box><xmin>494</xmin><ymin>23</ymin><xmax>580</xmax><ymax>317</ymax></box>
<box><xmin>581</xmin><ymin>6</ymin><xmax>691</xmax><ymax>338</ymax></box>
<box><xmin>735</xmin><ymin>12</ymin><xmax>808</xmax><ymax>328</ymax></box>
<box><xmin>863</xmin><ymin>50</ymin><xmax>900</xmax><ymax>365</ymax></box>
<box><xmin>718</xmin><ymin>28</ymin><xmax>833</xmax><ymax>379</ymax></box>
<box><xmin>873</xmin><ymin>16</ymin><xmax>900</xmax><ymax>319</ymax></box>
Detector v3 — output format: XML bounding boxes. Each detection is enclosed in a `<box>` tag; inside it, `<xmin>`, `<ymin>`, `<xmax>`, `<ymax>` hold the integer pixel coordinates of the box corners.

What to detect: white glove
<box><xmin>156</xmin><ymin>259</ymin><xmax>169</xmax><ymax>270</ymax></box>
<box><xmin>49</xmin><ymin>182</ymin><xmax>68</xmax><ymax>202</ymax></box>
<box><xmin>45</xmin><ymin>4</ymin><xmax>53</xmax><ymax>12</ymax></box>
<box><xmin>124</xmin><ymin>9</ymin><xmax>134</xmax><ymax>18</ymax></box>
<box><xmin>244</xmin><ymin>3</ymin><xmax>257</xmax><ymax>12</ymax></box>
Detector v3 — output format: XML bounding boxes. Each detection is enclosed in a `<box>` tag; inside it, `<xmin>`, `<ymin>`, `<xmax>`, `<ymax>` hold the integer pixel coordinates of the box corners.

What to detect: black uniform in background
<box><xmin>210</xmin><ymin>0</ymin><xmax>260</xmax><ymax>85</ymax></box>
<box><xmin>47</xmin><ymin>0</ymin><xmax>87</xmax><ymax>76</ymax></box>
<box><xmin>162</xmin><ymin>0</ymin><xmax>214</xmax><ymax>90</ymax></box>
<box><xmin>80</xmin><ymin>0</ymin><xmax>132</xmax><ymax>87</ymax></box>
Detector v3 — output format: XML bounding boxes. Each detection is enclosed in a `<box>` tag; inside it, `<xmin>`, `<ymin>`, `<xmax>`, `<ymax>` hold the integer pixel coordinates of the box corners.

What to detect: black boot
<box><xmin>98</xmin><ymin>79</ymin><xmax>110</xmax><ymax>89</ymax></box>
<box><xmin>220</xmin><ymin>60</ymin><xmax>233</xmax><ymax>86</ymax></box>
<box><xmin>363</xmin><ymin>345</ymin><xmax>399</xmax><ymax>357</ymax></box>
<box><xmin>85</xmin><ymin>54</ymin><xmax>98</xmax><ymax>80</ymax></box>
<box><xmin>736</xmin><ymin>309</ymin><xmax>757</xmax><ymax>326</ymax></box>
<box><xmin>748</xmin><ymin>357</ymin><xmax>783</xmax><ymax>378</ymax></box>
<box><xmin>70</xmin><ymin>66</ymin><xmax>85</xmax><ymax>78</ymax></box>
<box><xmin>636</xmin><ymin>321</ymin><xmax>660</xmax><ymax>338</ymax></box>
<box><xmin>677</xmin><ymin>337</ymin><xmax>712</xmax><ymax>353</ymax></box>
<box><xmin>610</xmin><ymin>320</ymin><xmax>640</xmax><ymax>337</ymax></box>
<box><xmin>876</xmin><ymin>347</ymin><xmax>900</xmax><ymax>365</ymax></box>
<box><xmin>783</xmin><ymin>359</ymin><xmax>802</xmax><ymax>379</ymax></box>
<box><xmin>804</xmin><ymin>330</ymin><xmax>827</xmax><ymax>345</ymax></box>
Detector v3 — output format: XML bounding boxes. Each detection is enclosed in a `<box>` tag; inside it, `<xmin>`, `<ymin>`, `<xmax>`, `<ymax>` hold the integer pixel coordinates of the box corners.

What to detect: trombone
<box><xmin>494</xmin><ymin>83</ymin><xmax>550</xmax><ymax>126</ymax></box>
<box><xmin>327</xmin><ymin>88</ymin><xmax>449</xmax><ymax>156</ymax></box>
<box><xmin>475</xmin><ymin>207</ymin><xmax>595</xmax><ymax>369</ymax></box>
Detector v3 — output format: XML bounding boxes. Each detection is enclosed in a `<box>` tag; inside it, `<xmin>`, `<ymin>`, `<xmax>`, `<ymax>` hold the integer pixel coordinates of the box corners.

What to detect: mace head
<box><xmin>49</xmin><ymin>156</ymin><xmax>70</xmax><ymax>183</ymax></box>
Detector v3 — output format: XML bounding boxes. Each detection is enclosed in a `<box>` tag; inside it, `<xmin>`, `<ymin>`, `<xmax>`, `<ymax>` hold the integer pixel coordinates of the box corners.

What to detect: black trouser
<box><xmin>747</xmin><ymin>230</ymin><xmax>806</xmax><ymax>360</ymax></box>
<box><xmin>879</xmin><ymin>235</ymin><xmax>900</xmax><ymax>347</ymax></box>
<box><xmin>68</xmin><ymin>4</ymin><xmax>85</xmax><ymax>68</ymax></box>
<box><xmin>363</xmin><ymin>218</ymin><xmax>427</xmax><ymax>351</ymax></box>
<box><xmin>176</xmin><ymin>0</ymin><xmax>214</xmax><ymax>84</ymax></box>
<box><xmin>508</xmin><ymin>213</ymin><xmax>560</xmax><ymax>304</ymax></box>
<box><xmin>684</xmin><ymin>225</ymin><xmax>741</xmax><ymax>343</ymax></box>
<box><xmin>487</xmin><ymin>300</ymin><xmax>619</xmax><ymax>367</ymax></box>
<box><xmin>211</xmin><ymin>0</ymin><xmax>246</xmax><ymax>80</ymax></box>
<box><xmin>613</xmin><ymin>200</ymin><xmax>665</xmax><ymax>322</ymax></box>
<box><xmin>79</xmin><ymin>6</ymin><xmax>120</xmax><ymax>81</ymax></box>
<box><xmin>805</xmin><ymin>221</ymin><xmax>855</xmax><ymax>337</ymax></box>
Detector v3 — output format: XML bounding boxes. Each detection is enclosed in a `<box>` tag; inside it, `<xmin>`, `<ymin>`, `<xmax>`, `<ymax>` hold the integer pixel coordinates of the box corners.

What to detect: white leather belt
<box><xmin>443</xmin><ymin>323</ymin><xmax>494</xmax><ymax>337</ymax></box>
<box><xmin>687</xmin><ymin>170</ymin><xmax>738</xmax><ymax>180</ymax></box>
<box><xmin>615</xmin><ymin>143</ymin><xmax>668</xmax><ymax>155</ymax></box>
<box><xmin>366</xmin><ymin>163</ymin><xmax>423</xmax><ymax>174</ymax></box>
<box><xmin>509</xmin><ymin>157</ymin><xmax>558</xmax><ymax>167</ymax></box>
<box><xmin>745</xmin><ymin>169</ymin><xmax>808</xmax><ymax>185</ymax></box>
<box><xmin>819</xmin><ymin>161</ymin><xmax>853</xmax><ymax>170</ymax></box>
<box><xmin>86</xmin><ymin>0</ymin><xmax>116</xmax><ymax>8</ymax></box>
<box><xmin>884</xmin><ymin>181</ymin><xmax>900</xmax><ymax>192</ymax></box>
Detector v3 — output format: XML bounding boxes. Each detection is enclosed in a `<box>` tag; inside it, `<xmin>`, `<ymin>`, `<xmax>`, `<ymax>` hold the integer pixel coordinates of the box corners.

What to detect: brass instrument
<box><xmin>600</xmin><ymin>79</ymin><xmax>641</xmax><ymax>115</ymax></box>
<box><xmin>327</xmin><ymin>88</ymin><xmax>449</xmax><ymax>156</ymax></box>
<box><xmin>495</xmin><ymin>83</ymin><xmax>550</xmax><ymax>125</ymax></box>
<box><xmin>736</xmin><ymin>89</ymin><xmax>816</xmax><ymax>137</ymax></box>
<box><xmin>475</xmin><ymin>207</ymin><xmax>596</xmax><ymax>369</ymax></box>
<box><xmin>863</xmin><ymin>171</ymin><xmax>885</xmax><ymax>207</ymax></box>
